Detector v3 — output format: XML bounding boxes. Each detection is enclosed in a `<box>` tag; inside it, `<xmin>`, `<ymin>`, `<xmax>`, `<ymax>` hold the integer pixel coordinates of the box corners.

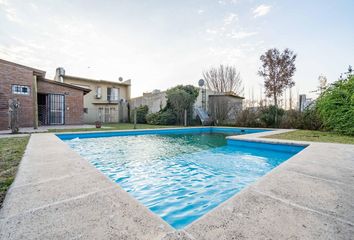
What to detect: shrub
<box><xmin>300</xmin><ymin>106</ymin><xmax>322</xmax><ymax>130</ymax></box>
<box><xmin>235</xmin><ymin>109</ymin><xmax>263</xmax><ymax>127</ymax></box>
<box><xmin>146</xmin><ymin>109</ymin><xmax>177</xmax><ymax>125</ymax></box>
<box><xmin>131</xmin><ymin>105</ymin><xmax>149</xmax><ymax>123</ymax></box>
<box><xmin>316</xmin><ymin>76</ymin><xmax>354</xmax><ymax>135</ymax></box>
<box><xmin>260</xmin><ymin>105</ymin><xmax>284</xmax><ymax>128</ymax></box>
<box><xmin>279</xmin><ymin>109</ymin><xmax>302</xmax><ymax>129</ymax></box>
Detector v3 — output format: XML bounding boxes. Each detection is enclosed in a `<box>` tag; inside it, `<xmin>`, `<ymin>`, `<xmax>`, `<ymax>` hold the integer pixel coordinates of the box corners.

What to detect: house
<box><xmin>0</xmin><ymin>59</ymin><xmax>90</xmax><ymax>130</ymax></box>
<box><xmin>55</xmin><ymin>68</ymin><xmax>131</xmax><ymax>123</ymax></box>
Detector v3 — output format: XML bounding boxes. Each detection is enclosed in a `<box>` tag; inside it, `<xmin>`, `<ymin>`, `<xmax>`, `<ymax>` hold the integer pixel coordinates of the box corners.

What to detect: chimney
<box><xmin>55</xmin><ymin>67</ymin><xmax>65</xmax><ymax>82</ymax></box>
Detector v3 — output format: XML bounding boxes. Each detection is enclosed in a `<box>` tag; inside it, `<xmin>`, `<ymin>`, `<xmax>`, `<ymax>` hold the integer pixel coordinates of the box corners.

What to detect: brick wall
<box><xmin>37</xmin><ymin>80</ymin><xmax>84</xmax><ymax>125</ymax></box>
<box><xmin>0</xmin><ymin>61</ymin><xmax>35</xmax><ymax>130</ymax></box>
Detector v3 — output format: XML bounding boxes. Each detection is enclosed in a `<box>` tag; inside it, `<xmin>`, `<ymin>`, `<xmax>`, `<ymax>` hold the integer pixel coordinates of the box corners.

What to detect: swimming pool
<box><xmin>58</xmin><ymin>128</ymin><xmax>305</xmax><ymax>229</ymax></box>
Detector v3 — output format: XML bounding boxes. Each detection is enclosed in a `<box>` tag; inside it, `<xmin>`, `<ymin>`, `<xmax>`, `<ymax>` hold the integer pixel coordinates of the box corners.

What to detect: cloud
<box><xmin>223</xmin><ymin>13</ymin><xmax>238</xmax><ymax>25</ymax></box>
<box><xmin>229</xmin><ymin>31</ymin><xmax>258</xmax><ymax>39</ymax></box>
<box><xmin>0</xmin><ymin>0</ymin><xmax>23</xmax><ymax>23</ymax></box>
<box><xmin>197</xmin><ymin>9</ymin><xmax>204</xmax><ymax>15</ymax></box>
<box><xmin>253</xmin><ymin>4</ymin><xmax>271</xmax><ymax>18</ymax></box>
<box><xmin>218</xmin><ymin>0</ymin><xmax>239</xmax><ymax>5</ymax></box>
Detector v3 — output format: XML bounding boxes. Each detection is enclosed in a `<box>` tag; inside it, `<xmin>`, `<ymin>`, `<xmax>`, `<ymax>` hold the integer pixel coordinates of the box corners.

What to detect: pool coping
<box><xmin>0</xmin><ymin>127</ymin><xmax>353</xmax><ymax>239</ymax></box>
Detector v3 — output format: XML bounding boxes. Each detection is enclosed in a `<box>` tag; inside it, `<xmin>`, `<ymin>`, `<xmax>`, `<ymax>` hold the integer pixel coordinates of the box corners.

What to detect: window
<box><xmin>95</xmin><ymin>87</ymin><xmax>102</xmax><ymax>99</ymax></box>
<box><xmin>107</xmin><ymin>87</ymin><xmax>119</xmax><ymax>101</ymax></box>
<box><xmin>12</xmin><ymin>85</ymin><xmax>30</xmax><ymax>95</ymax></box>
<box><xmin>83</xmin><ymin>108</ymin><xmax>88</xmax><ymax>113</ymax></box>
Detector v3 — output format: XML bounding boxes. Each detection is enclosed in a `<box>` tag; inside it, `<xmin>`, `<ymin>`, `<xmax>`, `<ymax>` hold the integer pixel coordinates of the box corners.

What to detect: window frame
<box><xmin>12</xmin><ymin>85</ymin><xmax>31</xmax><ymax>95</ymax></box>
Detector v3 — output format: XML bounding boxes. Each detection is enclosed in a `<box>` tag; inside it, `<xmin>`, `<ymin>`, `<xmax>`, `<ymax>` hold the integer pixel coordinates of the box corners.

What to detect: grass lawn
<box><xmin>0</xmin><ymin>136</ymin><xmax>29</xmax><ymax>207</ymax></box>
<box><xmin>48</xmin><ymin>123</ymin><xmax>181</xmax><ymax>133</ymax></box>
<box><xmin>264</xmin><ymin>130</ymin><xmax>354</xmax><ymax>144</ymax></box>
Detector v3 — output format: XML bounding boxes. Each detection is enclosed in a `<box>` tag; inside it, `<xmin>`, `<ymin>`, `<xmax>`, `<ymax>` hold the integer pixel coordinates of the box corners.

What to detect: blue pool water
<box><xmin>60</xmin><ymin>128</ymin><xmax>304</xmax><ymax>229</ymax></box>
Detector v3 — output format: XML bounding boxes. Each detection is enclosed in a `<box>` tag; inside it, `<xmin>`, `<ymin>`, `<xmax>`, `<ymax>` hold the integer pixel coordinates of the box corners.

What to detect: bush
<box><xmin>235</xmin><ymin>109</ymin><xmax>263</xmax><ymax>127</ymax></box>
<box><xmin>279</xmin><ymin>109</ymin><xmax>302</xmax><ymax>129</ymax></box>
<box><xmin>146</xmin><ymin>109</ymin><xmax>177</xmax><ymax>125</ymax></box>
<box><xmin>316</xmin><ymin>76</ymin><xmax>354</xmax><ymax>135</ymax></box>
<box><xmin>260</xmin><ymin>105</ymin><xmax>284</xmax><ymax>128</ymax></box>
<box><xmin>131</xmin><ymin>105</ymin><xmax>149</xmax><ymax>123</ymax></box>
<box><xmin>300</xmin><ymin>106</ymin><xmax>322</xmax><ymax>130</ymax></box>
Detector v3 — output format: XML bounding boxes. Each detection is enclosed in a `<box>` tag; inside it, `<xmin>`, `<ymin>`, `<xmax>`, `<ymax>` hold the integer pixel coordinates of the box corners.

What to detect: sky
<box><xmin>0</xmin><ymin>0</ymin><xmax>353</xmax><ymax>99</ymax></box>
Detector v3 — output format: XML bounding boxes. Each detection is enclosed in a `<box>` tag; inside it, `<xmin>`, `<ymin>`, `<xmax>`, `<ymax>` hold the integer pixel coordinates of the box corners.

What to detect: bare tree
<box><xmin>318</xmin><ymin>74</ymin><xmax>328</xmax><ymax>94</ymax></box>
<box><xmin>258</xmin><ymin>48</ymin><xmax>296</xmax><ymax>108</ymax></box>
<box><xmin>209</xmin><ymin>96</ymin><xmax>242</xmax><ymax>125</ymax></box>
<box><xmin>203</xmin><ymin>65</ymin><xmax>244</xmax><ymax>96</ymax></box>
<box><xmin>258</xmin><ymin>48</ymin><xmax>296</xmax><ymax>124</ymax></box>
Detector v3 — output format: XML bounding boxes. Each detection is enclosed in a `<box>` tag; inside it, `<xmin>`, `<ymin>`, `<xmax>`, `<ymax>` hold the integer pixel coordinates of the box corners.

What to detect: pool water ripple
<box><xmin>66</xmin><ymin>133</ymin><xmax>299</xmax><ymax>229</ymax></box>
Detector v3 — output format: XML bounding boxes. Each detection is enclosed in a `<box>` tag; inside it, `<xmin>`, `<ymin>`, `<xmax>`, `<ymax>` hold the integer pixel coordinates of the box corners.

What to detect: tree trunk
<box><xmin>274</xmin><ymin>93</ymin><xmax>278</xmax><ymax>126</ymax></box>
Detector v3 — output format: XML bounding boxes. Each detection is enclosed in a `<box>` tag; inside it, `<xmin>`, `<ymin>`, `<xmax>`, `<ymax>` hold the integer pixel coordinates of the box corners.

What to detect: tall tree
<box><xmin>203</xmin><ymin>64</ymin><xmax>244</xmax><ymax>96</ymax></box>
<box><xmin>258</xmin><ymin>48</ymin><xmax>297</xmax><ymax>107</ymax></box>
<box><xmin>258</xmin><ymin>48</ymin><xmax>296</xmax><ymax>124</ymax></box>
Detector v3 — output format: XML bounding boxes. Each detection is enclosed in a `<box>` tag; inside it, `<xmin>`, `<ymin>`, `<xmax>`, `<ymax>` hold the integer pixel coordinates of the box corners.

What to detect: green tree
<box><xmin>166</xmin><ymin>85</ymin><xmax>199</xmax><ymax>125</ymax></box>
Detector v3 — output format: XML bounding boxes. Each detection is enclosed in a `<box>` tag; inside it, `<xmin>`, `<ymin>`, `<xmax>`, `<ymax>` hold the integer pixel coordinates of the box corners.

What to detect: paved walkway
<box><xmin>0</xmin><ymin>125</ymin><xmax>95</xmax><ymax>138</ymax></box>
<box><xmin>0</xmin><ymin>128</ymin><xmax>353</xmax><ymax>239</ymax></box>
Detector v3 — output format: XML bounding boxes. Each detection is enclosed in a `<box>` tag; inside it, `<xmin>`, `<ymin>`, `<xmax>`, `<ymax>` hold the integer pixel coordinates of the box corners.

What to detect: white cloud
<box><xmin>197</xmin><ymin>9</ymin><xmax>204</xmax><ymax>15</ymax></box>
<box><xmin>218</xmin><ymin>0</ymin><xmax>239</xmax><ymax>5</ymax></box>
<box><xmin>223</xmin><ymin>13</ymin><xmax>238</xmax><ymax>25</ymax></box>
<box><xmin>206</xmin><ymin>28</ymin><xmax>218</xmax><ymax>34</ymax></box>
<box><xmin>0</xmin><ymin>0</ymin><xmax>23</xmax><ymax>23</ymax></box>
<box><xmin>253</xmin><ymin>4</ymin><xmax>271</xmax><ymax>18</ymax></box>
<box><xmin>229</xmin><ymin>31</ymin><xmax>258</xmax><ymax>39</ymax></box>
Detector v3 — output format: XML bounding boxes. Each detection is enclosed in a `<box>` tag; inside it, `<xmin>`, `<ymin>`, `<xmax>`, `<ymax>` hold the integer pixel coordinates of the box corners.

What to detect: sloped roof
<box><xmin>38</xmin><ymin>78</ymin><xmax>91</xmax><ymax>94</ymax></box>
<box><xmin>0</xmin><ymin>59</ymin><xmax>46</xmax><ymax>77</ymax></box>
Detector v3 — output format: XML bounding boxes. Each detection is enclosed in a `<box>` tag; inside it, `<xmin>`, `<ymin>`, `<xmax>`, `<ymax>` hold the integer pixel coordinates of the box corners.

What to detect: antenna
<box><xmin>198</xmin><ymin>79</ymin><xmax>205</xmax><ymax>87</ymax></box>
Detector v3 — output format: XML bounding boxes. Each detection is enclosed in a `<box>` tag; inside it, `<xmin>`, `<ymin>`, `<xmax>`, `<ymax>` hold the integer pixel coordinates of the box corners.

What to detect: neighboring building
<box><xmin>55</xmin><ymin>68</ymin><xmax>131</xmax><ymax>123</ymax></box>
<box><xmin>0</xmin><ymin>59</ymin><xmax>90</xmax><ymax>130</ymax></box>
<box><xmin>208</xmin><ymin>93</ymin><xmax>244</xmax><ymax>124</ymax></box>
<box><xmin>130</xmin><ymin>89</ymin><xmax>167</xmax><ymax>113</ymax></box>
<box><xmin>298</xmin><ymin>94</ymin><xmax>313</xmax><ymax>112</ymax></box>
<box><xmin>129</xmin><ymin>88</ymin><xmax>244</xmax><ymax>124</ymax></box>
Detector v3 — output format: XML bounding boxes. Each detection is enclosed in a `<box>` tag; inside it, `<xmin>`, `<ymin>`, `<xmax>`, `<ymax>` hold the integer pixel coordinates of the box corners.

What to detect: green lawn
<box><xmin>48</xmin><ymin>123</ymin><xmax>181</xmax><ymax>133</ymax></box>
<box><xmin>0</xmin><ymin>136</ymin><xmax>29</xmax><ymax>207</ymax></box>
<box><xmin>264</xmin><ymin>130</ymin><xmax>354</xmax><ymax>144</ymax></box>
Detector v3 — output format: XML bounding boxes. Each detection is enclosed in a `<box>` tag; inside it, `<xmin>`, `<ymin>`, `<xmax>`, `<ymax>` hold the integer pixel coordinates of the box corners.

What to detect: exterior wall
<box><xmin>129</xmin><ymin>91</ymin><xmax>167</xmax><ymax>113</ymax></box>
<box><xmin>208</xmin><ymin>95</ymin><xmax>243</xmax><ymax>124</ymax></box>
<box><xmin>63</xmin><ymin>77</ymin><xmax>130</xmax><ymax>123</ymax></box>
<box><xmin>0</xmin><ymin>61</ymin><xmax>35</xmax><ymax>130</ymax></box>
<box><xmin>37</xmin><ymin>80</ymin><xmax>85</xmax><ymax>125</ymax></box>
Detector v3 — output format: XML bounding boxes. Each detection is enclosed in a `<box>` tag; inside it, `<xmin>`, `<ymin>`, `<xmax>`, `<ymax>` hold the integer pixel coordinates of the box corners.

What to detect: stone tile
<box><xmin>0</xmin><ymin>171</ymin><xmax>114</xmax><ymax>218</ymax></box>
<box><xmin>161</xmin><ymin>231</ymin><xmax>195</xmax><ymax>240</ymax></box>
<box><xmin>285</xmin><ymin>160</ymin><xmax>354</xmax><ymax>186</ymax></box>
<box><xmin>0</xmin><ymin>188</ymin><xmax>172</xmax><ymax>240</ymax></box>
<box><xmin>251</xmin><ymin>169</ymin><xmax>354</xmax><ymax>223</ymax></box>
<box><xmin>12</xmin><ymin>156</ymin><xmax>94</xmax><ymax>186</ymax></box>
<box><xmin>186</xmin><ymin>190</ymin><xmax>354</xmax><ymax>240</ymax></box>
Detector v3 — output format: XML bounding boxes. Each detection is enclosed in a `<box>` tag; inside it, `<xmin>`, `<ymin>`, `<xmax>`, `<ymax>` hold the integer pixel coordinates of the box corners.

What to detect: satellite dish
<box><xmin>198</xmin><ymin>79</ymin><xmax>205</xmax><ymax>87</ymax></box>
<box><xmin>119</xmin><ymin>77</ymin><xmax>123</xmax><ymax>82</ymax></box>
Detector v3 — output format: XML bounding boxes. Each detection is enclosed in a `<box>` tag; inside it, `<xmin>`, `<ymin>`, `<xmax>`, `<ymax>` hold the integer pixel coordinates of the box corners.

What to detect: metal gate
<box><xmin>48</xmin><ymin>94</ymin><xmax>65</xmax><ymax>125</ymax></box>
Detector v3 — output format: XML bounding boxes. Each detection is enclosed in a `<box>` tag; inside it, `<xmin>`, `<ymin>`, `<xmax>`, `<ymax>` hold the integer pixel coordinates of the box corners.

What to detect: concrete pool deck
<box><xmin>0</xmin><ymin>127</ymin><xmax>353</xmax><ymax>239</ymax></box>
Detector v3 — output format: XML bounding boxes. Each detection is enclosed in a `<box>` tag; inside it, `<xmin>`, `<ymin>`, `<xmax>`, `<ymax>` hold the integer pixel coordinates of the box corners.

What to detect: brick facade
<box><xmin>0</xmin><ymin>59</ymin><xmax>89</xmax><ymax>130</ymax></box>
<box><xmin>37</xmin><ymin>80</ymin><xmax>85</xmax><ymax>125</ymax></box>
<box><xmin>0</xmin><ymin>60</ymin><xmax>40</xmax><ymax>130</ymax></box>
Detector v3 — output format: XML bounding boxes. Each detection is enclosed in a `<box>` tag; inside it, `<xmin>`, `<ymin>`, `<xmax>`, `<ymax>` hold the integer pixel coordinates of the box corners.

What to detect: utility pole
<box><xmin>133</xmin><ymin>108</ymin><xmax>137</xmax><ymax>129</ymax></box>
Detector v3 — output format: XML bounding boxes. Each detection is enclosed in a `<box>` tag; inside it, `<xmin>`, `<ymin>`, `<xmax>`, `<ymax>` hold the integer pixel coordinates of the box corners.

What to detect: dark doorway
<box><xmin>38</xmin><ymin>93</ymin><xmax>65</xmax><ymax>125</ymax></box>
